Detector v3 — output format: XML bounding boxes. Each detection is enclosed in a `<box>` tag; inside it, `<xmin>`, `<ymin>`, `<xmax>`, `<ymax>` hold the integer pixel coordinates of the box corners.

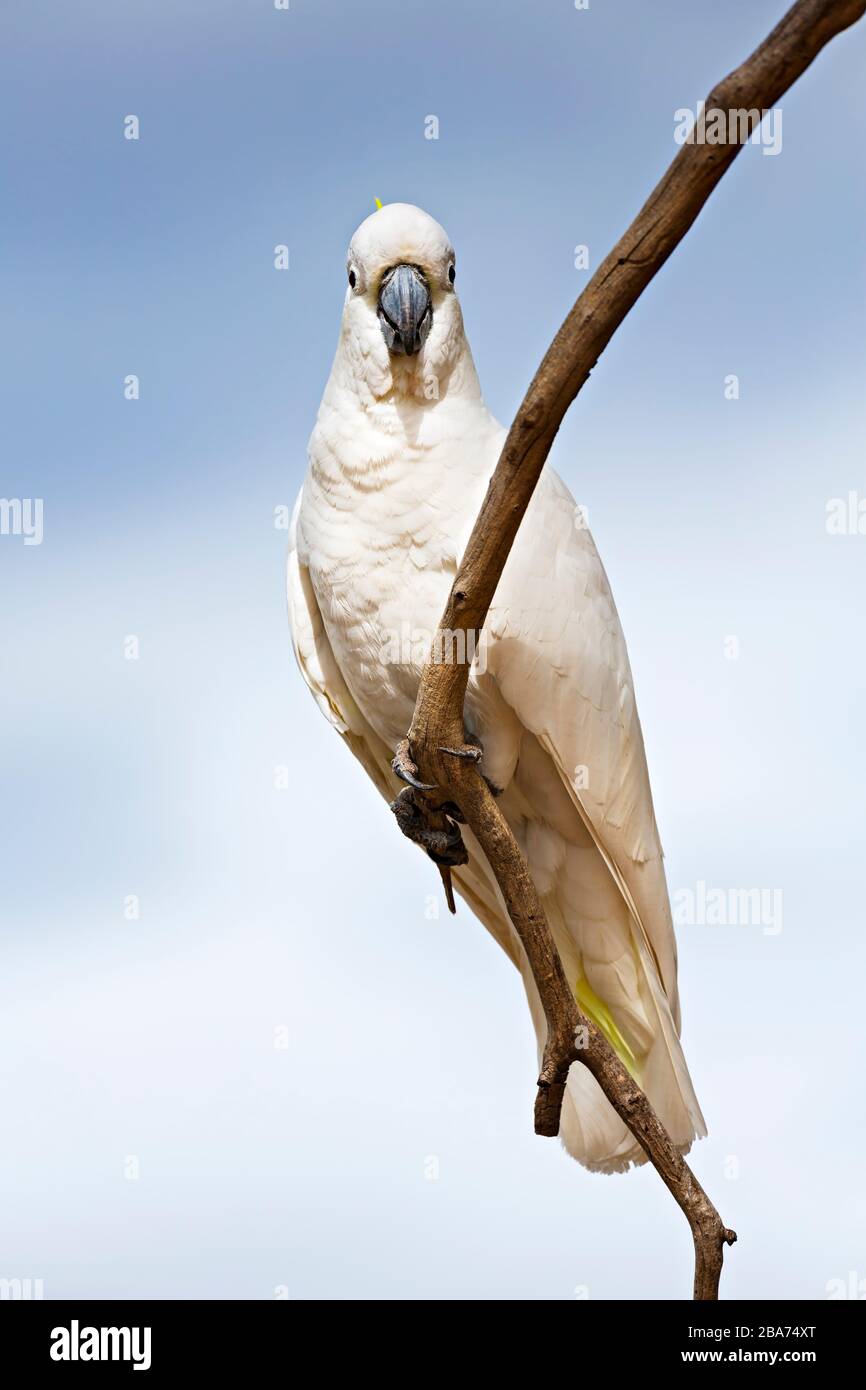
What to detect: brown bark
<box><xmin>396</xmin><ymin>0</ymin><xmax>865</xmax><ymax>1300</ymax></box>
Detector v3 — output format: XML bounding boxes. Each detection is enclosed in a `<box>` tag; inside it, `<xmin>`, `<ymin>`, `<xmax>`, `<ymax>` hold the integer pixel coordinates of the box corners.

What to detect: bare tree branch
<box><xmin>395</xmin><ymin>0</ymin><xmax>865</xmax><ymax>1300</ymax></box>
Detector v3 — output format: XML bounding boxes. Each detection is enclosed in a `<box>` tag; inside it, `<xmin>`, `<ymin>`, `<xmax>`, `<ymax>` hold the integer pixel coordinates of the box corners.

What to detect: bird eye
<box><xmin>448</xmin><ymin>264</ymin><xmax>456</xmax><ymax>284</ymax></box>
<box><xmin>348</xmin><ymin>269</ymin><xmax>357</xmax><ymax>289</ymax></box>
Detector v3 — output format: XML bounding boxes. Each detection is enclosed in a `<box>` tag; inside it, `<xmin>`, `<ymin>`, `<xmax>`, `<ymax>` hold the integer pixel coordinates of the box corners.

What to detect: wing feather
<box><xmin>288</xmin><ymin>490</ymin><xmax>395</xmax><ymax>799</ymax></box>
<box><xmin>486</xmin><ymin>467</ymin><xmax>681</xmax><ymax>1013</ymax></box>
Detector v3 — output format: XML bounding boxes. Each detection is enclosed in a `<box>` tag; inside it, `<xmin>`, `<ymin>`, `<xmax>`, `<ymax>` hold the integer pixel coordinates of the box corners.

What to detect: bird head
<box><xmin>341</xmin><ymin>203</ymin><xmax>470</xmax><ymax>401</ymax></box>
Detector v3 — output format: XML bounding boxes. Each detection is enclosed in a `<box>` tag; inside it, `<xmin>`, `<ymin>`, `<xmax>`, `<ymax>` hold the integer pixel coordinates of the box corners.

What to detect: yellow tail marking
<box><xmin>575</xmin><ymin>976</ymin><xmax>639</xmax><ymax>1081</ymax></box>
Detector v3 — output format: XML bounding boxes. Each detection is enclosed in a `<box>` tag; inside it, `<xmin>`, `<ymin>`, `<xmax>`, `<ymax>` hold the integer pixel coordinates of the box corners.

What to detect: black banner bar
<box><xmin>2</xmin><ymin>1299</ymin><xmax>863</xmax><ymax>1374</ymax></box>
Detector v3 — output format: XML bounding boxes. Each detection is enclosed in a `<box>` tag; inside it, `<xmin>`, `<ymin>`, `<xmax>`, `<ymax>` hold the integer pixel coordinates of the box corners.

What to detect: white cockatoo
<box><xmin>288</xmin><ymin>202</ymin><xmax>706</xmax><ymax>1172</ymax></box>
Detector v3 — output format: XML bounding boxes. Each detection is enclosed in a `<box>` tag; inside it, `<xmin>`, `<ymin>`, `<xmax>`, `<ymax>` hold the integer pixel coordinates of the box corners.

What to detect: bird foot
<box><xmin>439</xmin><ymin>734</ymin><xmax>502</xmax><ymax>797</ymax></box>
<box><xmin>391</xmin><ymin>737</ymin><xmax>436</xmax><ymax>791</ymax></box>
<box><xmin>389</xmin><ymin>737</ymin><xmax>478</xmax><ymax>918</ymax></box>
<box><xmin>437</xmin><ymin>732</ymin><xmax>484</xmax><ymax>764</ymax></box>
<box><xmin>389</xmin><ymin>786</ymin><xmax>469</xmax><ymax>868</ymax></box>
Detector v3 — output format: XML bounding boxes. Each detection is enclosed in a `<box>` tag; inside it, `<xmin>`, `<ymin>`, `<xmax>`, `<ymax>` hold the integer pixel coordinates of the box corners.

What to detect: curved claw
<box><xmin>437</xmin><ymin>743</ymin><xmax>483</xmax><ymax>764</ymax></box>
<box><xmin>391</xmin><ymin>737</ymin><xmax>436</xmax><ymax>792</ymax></box>
<box><xmin>392</xmin><ymin>761</ymin><xmax>436</xmax><ymax>792</ymax></box>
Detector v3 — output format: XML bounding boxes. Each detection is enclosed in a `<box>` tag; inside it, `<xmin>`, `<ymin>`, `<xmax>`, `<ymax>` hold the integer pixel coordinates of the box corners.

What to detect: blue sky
<box><xmin>2</xmin><ymin>0</ymin><xmax>865</xmax><ymax>1299</ymax></box>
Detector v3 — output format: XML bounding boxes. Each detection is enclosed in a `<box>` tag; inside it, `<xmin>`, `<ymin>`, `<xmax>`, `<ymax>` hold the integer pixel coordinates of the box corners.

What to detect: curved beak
<box><xmin>378</xmin><ymin>264</ymin><xmax>432</xmax><ymax>356</ymax></box>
